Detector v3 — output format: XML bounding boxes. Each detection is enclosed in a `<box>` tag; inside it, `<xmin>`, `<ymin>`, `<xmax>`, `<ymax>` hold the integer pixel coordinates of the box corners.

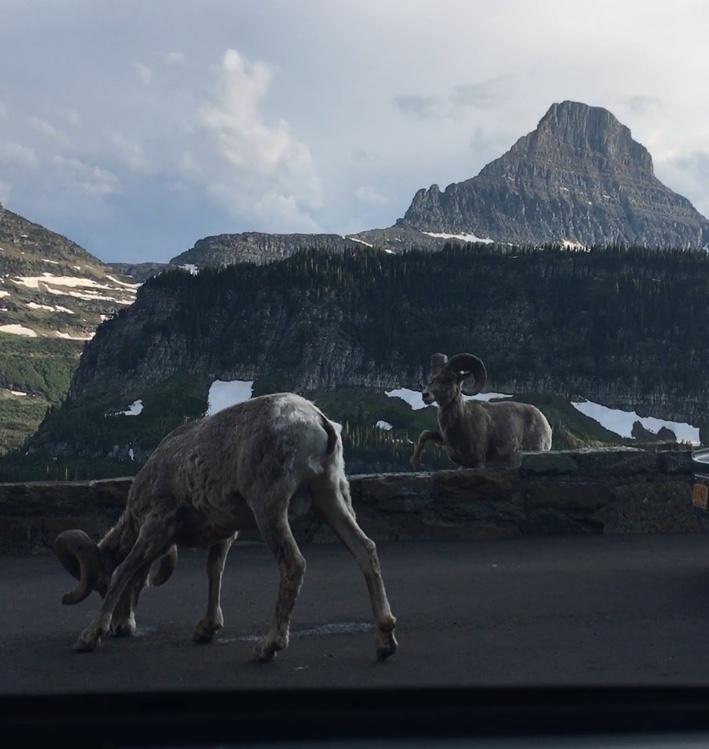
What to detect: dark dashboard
<box><xmin>5</xmin><ymin>686</ymin><xmax>709</xmax><ymax>749</ymax></box>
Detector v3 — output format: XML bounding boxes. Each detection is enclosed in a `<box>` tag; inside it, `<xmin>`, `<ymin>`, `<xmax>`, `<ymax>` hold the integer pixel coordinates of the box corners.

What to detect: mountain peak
<box><xmin>398</xmin><ymin>100</ymin><xmax>707</xmax><ymax>248</ymax></box>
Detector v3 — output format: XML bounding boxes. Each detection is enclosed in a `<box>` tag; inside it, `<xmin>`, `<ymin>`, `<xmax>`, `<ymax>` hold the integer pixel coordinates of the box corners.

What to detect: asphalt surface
<box><xmin>3</xmin><ymin>533</ymin><xmax>709</xmax><ymax>695</ymax></box>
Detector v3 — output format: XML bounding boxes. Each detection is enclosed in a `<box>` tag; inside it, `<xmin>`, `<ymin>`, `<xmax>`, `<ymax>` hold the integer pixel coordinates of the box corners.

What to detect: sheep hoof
<box><xmin>72</xmin><ymin>636</ymin><xmax>99</xmax><ymax>653</ymax></box>
<box><xmin>193</xmin><ymin>616</ymin><xmax>223</xmax><ymax>643</ymax></box>
<box><xmin>192</xmin><ymin>629</ymin><xmax>216</xmax><ymax>644</ymax></box>
<box><xmin>253</xmin><ymin>645</ymin><xmax>277</xmax><ymax>662</ymax></box>
<box><xmin>375</xmin><ymin>631</ymin><xmax>398</xmax><ymax>661</ymax></box>
<box><xmin>111</xmin><ymin>621</ymin><xmax>136</xmax><ymax>637</ymax></box>
<box><xmin>253</xmin><ymin>634</ymin><xmax>287</xmax><ymax>662</ymax></box>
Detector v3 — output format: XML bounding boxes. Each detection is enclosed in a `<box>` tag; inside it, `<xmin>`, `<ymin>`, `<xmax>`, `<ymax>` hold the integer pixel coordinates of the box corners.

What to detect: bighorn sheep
<box><xmin>410</xmin><ymin>353</ymin><xmax>552</xmax><ymax>470</ymax></box>
<box><xmin>54</xmin><ymin>393</ymin><xmax>397</xmax><ymax>662</ymax></box>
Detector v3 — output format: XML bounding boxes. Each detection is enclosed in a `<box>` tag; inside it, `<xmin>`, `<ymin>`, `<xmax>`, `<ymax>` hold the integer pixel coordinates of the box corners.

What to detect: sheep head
<box><xmin>54</xmin><ymin>530</ymin><xmax>110</xmax><ymax>605</ymax></box>
<box><xmin>422</xmin><ymin>352</ymin><xmax>487</xmax><ymax>407</ymax></box>
<box><xmin>54</xmin><ymin>531</ymin><xmax>177</xmax><ymax>606</ymax></box>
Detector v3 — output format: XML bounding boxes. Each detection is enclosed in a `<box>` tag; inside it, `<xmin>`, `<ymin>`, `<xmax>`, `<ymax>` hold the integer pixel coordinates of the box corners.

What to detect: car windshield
<box><xmin>2</xmin><ymin>0</ymin><xmax>709</xmax><ymax>736</ymax></box>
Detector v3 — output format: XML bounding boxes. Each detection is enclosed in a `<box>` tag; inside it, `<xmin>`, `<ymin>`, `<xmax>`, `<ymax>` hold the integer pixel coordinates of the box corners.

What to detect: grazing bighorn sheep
<box><xmin>54</xmin><ymin>393</ymin><xmax>397</xmax><ymax>662</ymax></box>
<box><xmin>410</xmin><ymin>353</ymin><xmax>552</xmax><ymax>470</ymax></box>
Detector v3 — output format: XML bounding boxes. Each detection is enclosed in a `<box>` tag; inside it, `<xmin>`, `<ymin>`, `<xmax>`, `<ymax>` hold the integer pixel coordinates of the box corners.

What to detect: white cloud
<box><xmin>0</xmin><ymin>141</ymin><xmax>39</xmax><ymax>169</ymax></box>
<box><xmin>0</xmin><ymin>178</ymin><xmax>11</xmax><ymax>203</ymax></box>
<box><xmin>0</xmin><ymin>1</ymin><xmax>709</xmax><ymax>261</ymax></box>
<box><xmin>194</xmin><ymin>48</ymin><xmax>322</xmax><ymax>229</ymax></box>
<box><xmin>52</xmin><ymin>156</ymin><xmax>121</xmax><ymax>196</ymax></box>
<box><xmin>27</xmin><ymin>116</ymin><xmax>71</xmax><ymax>147</ymax></box>
<box><xmin>395</xmin><ymin>79</ymin><xmax>509</xmax><ymax>122</ymax></box>
<box><xmin>133</xmin><ymin>62</ymin><xmax>154</xmax><ymax>84</ymax></box>
<box><xmin>163</xmin><ymin>51</ymin><xmax>185</xmax><ymax>65</ymax></box>
<box><xmin>57</xmin><ymin>107</ymin><xmax>81</xmax><ymax>126</ymax></box>
<box><xmin>107</xmin><ymin>130</ymin><xmax>152</xmax><ymax>172</ymax></box>
<box><xmin>355</xmin><ymin>186</ymin><xmax>387</xmax><ymax>205</ymax></box>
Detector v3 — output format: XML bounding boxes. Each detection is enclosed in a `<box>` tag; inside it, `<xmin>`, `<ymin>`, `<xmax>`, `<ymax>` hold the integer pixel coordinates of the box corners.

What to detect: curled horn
<box><xmin>430</xmin><ymin>353</ymin><xmax>448</xmax><ymax>377</ymax></box>
<box><xmin>53</xmin><ymin>530</ymin><xmax>102</xmax><ymax>605</ymax></box>
<box><xmin>152</xmin><ymin>545</ymin><xmax>177</xmax><ymax>586</ymax></box>
<box><xmin>444</xmin><ymin>353</ymin><xmax>487</xmax><ymax>393</ymax></box>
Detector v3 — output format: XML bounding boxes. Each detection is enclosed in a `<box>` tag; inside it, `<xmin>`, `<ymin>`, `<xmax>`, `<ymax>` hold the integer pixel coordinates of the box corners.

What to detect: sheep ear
<box><xmin>460</xmin><ymin>375</ymin><xmax>479</xmax><ymax>396</ymax></box>
<box><xmin>430</xmin><ymin>353</ymin><xmax>447</xmax><ymax>377</ymax></box>
<box><xmin>445</xmin><ymin>354</ymin><xmax>487</xmax><ymax>393</ymax></box>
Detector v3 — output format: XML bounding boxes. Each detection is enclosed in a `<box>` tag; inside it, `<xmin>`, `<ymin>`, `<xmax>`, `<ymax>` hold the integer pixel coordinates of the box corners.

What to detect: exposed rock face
<box><xmin>167</xmin><ymin>229</ymin><xmax>456</xmax><ymax>269</ymax></box>
<box><xmin>170</xmin><ymin>232</ymin><xmax>362</xmax><ymax>267</ymax></box>
<box><xmin>0</xmin><ymin>203</ymin><xmax>139</xmax><ymax>340</ymax></box>
<box><xmin>398</xmin><ymin>101</ymin><xmax>709</xmax><ymax>249</ymax></box>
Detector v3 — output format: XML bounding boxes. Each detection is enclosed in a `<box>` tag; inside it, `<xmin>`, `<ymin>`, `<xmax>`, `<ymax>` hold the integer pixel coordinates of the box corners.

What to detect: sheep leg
<box><xmin>111</xmin><ymin>564</ymin><xmax>150</xmax><ymax>637</ymax></box>
<box><xmin>312</xmin><ymin>476</ymin><xmax>397</xmax><ymax>662</ymax></box>
<box><xmin>252</xmin><ymin>509</ymin><xmax>306</xmax><ymax>662</ymax></box>
<box><xmin>72</xmin><ymin>529</ymin><xmax>168</xmax><ymax>653</ymax></box>
<box><xmin>410</xmin><ymin>429</ymin><xmax>443</xmax><ymax>470</ymax></box>
<box><xmin>193</xmin><ymin>536</ymin><xmax>236</xmax><ymax>643</ymax></box>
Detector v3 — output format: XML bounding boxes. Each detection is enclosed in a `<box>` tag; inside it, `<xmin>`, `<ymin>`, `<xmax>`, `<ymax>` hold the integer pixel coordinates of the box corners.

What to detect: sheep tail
<box><xmin>320</xmin><ymin>414</ymin><xmax>339</xmax><ymax>455</ymax></box>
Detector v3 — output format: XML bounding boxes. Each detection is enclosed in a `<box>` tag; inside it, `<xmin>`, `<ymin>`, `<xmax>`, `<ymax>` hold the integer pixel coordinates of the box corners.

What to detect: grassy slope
<box><xmin>0</xmin><ymin>334</ymin><xmax>83</xmax><ymax>454</ymax></box>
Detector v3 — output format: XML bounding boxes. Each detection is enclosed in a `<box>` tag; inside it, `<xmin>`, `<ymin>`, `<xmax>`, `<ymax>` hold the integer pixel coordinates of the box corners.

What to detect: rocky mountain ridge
<box><xmin>0</xmin><ymin>202</ymin><xmax>139</xmax><ymax>340</ymax></box>
<box><xmin>105</xmin><ymin>101</ymin><xmax>709</xmax><ymax>279</ymax></box>
<box><xmin>399</xmin><ymin>101</ymin><xmax>709</xmax><ymax>248</ymax></box>
<box><xmin>5</xmin><ymin>99</ymin><xmax>709</xmax><ymax>461</ymax></box>
<box><xmin>0</xmin><ymin>202</ymin><xmax>140</xmax><ymax>452</ymax></box>
<box><xmin>17</xmin><ymin>244</ymin><xmax>709</xmax><ymax>475</ymax></box>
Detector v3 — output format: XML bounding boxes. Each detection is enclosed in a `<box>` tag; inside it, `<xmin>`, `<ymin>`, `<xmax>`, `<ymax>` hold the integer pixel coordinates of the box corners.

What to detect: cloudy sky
<box><xmin>1</xmin><ymin>0</ymin><xmax>708</xmax><ymax>263</ymax></box>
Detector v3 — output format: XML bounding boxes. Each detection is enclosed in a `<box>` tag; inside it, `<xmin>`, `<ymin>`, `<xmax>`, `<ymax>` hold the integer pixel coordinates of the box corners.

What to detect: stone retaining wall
<box><xmin>0</xmin><ymin>448</ymin><xmax>701</xmax><ymax>554</ymax></box>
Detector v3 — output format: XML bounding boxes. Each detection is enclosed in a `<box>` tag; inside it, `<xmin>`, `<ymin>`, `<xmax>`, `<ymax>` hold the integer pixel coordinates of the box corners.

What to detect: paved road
<box><xmin>3</xmin><ymin>533</ymin><xmax>709</xmax><ymax>694</ymax></box>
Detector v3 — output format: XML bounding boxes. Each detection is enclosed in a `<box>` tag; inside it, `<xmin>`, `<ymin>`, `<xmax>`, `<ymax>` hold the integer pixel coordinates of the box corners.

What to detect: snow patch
<box><xmin>14</xmin><ymin>274</ymin><xmax>119</xmax><ymax>291</ymax></box>
<box><xmin>375</xmin><ymin>420</ymin><xmax>393</xmax><ymax>430</ymax></box>
<box><xmin>207</xmin><ymin>380</ymin><xmax>253</xmax><ymax>416</ymax></box>
<box><xmin>103</xmin><ymin>274</ymin><xmax>142</xmax><ymax>289</ymax></box>
<box><xmin>347</xmin><ymin>237</ymin><xmax>374</xmax><ymax>247</ymax></box>
<box><xmin>45</xmin><ymin>287</ymin><xmax>133</xmax><ymax>303</ymax></box>
<box><xmin>385</xmin><ymin>388</ymin><xmax>428</xmax><ymax>410</ymax></box>
<box><xmin>121</xmin><ymin>400</ymin><xmax>144</xmax><ymax>416</ymax></box>
<box><xmin>27</xmin><ymin>302</ymin><xmax>58</xmax><ymax>312</ymax></box>
<box><xmin>180</xmin><ymin>264</ymin><xmax>199</xmax><ymax>275</ymax></box>
<box><xmin>0</xmin><ymin>324</ymin><xmax>37</xmax><ymax>337</ymax></box>
<box><xmin>385</xmin><ymin>387</ymin><xmax>513</xmax><ymax>410</ymax></box>
<box><xmin>55</xmin><ymin>331</ymin><xmax>94</xmax><ymax>340</ymax></box>
<box><xmin>7</xmin><ymin>389</ymin><xmax>28</xmax><ymax>396</ymax></box>
<box><xmin>571</xmin><ymin>399</ymin><xmax>700</xmax><ymax>444</ymax></box>
<box><xmin>423</xmin><ymin>231</ymin><xmax>494</xmax><ymax>244</ymax></box>
<box><xmin>0</xmin><ymin>290</ymin><xmax>9</xmax><ymax>298</ymax></box>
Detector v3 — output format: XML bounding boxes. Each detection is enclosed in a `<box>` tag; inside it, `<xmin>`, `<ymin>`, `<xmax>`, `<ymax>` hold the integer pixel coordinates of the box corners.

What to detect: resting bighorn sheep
<box><xmin>410</xmin><ymin>353</ymin><xmax>552</xmax><ymax>470</ymax></box>
<box><xmin>54</xmin><ymin>393</ymin><xmax>397</xmax><ymax>662</ymax></box>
